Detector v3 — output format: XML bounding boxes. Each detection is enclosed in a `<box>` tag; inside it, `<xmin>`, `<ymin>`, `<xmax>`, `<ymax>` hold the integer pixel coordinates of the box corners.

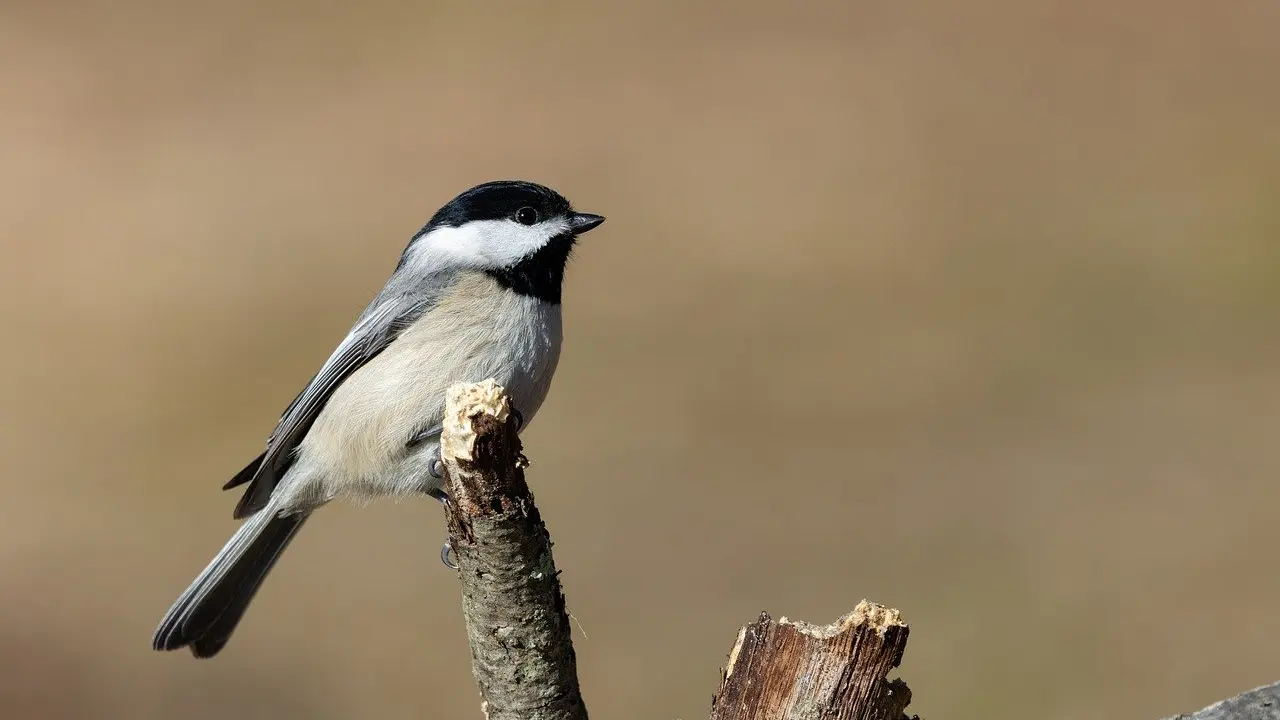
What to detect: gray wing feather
<box><xmin>229</xmin><ymin>275</ymin><xmax>450</xmax><ymax>518</ymax></box>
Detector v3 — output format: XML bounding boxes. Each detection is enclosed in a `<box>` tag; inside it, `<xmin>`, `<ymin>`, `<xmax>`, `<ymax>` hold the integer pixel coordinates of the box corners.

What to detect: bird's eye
<box><xmin>515</xmin><ymin>207</ymin><xmax>539</xmax><ymax>225</ymax></box>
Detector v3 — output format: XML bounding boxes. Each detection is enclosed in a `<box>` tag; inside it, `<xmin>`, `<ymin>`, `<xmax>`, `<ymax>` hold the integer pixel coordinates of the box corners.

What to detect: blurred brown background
<box><xmin>2</xmin><ymin>1</ymin><xmax>1279</xmax><ymax>718</ymax></box>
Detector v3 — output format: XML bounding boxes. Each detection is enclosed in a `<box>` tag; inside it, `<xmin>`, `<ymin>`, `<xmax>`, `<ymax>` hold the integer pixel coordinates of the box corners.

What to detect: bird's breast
<box><xmin>299</xmin><ymin>272</ymin><xmax>563</xmax><ymax>482</ymax></box>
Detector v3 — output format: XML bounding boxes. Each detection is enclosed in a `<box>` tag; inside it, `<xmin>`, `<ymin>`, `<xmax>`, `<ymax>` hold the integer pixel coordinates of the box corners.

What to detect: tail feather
<box><xmin>152</xmin><ymin>506</ymin><xmax>308</xmax><ymax>658</ymax></box>
<box><xmin>222</xmin><ymin>451</ymin><xmax>266</xmax><ymax>491</ymax></box>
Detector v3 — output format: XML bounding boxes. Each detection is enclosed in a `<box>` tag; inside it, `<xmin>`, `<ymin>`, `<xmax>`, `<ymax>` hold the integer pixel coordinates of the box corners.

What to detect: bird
<box><xmin>151</xmin><ymin>180</ymin><xmax>605</xmax><ymax>658</ymax></box>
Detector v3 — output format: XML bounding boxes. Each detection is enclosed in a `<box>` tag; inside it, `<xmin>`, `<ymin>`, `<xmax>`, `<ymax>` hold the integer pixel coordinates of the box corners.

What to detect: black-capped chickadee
<box><xmin>151</xmin><ymin>180</ymin><xmax>605</xmax><ymax>658</ymax></box>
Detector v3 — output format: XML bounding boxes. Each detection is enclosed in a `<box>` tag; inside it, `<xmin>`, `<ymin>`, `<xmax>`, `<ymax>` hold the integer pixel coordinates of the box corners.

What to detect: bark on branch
<box><xmin>433</xmin><ymin>380</ymin><xmax>1277</xmax><ymax>720</ymax></box>
<box><xmin>709</xmin><ymin>601</ymin><xmax>915</xmax><ymax>720</ymax></box>
<box><xmin>439</xmin><ymin>380</ymin><xmax>587</xmax><ymax>720</ymax></box>
<box><xmin>1163</xmin><ymin>682</ymin><xmax>1280</xmax><ymax>720</ymax></box>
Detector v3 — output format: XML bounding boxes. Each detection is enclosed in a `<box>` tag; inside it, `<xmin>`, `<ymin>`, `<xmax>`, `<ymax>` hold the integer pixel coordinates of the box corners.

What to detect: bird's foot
<box><xmin>509</xmin><ymin>409</ymin><xmax>529</xmax><ymax>468</ymax></box>
<box><xmin>426</xmin><ymin>487</ymin><xmax>460</xmax><ymax>570</ymax></box>
<box><xmin>426</xmin><ymin>486</ymin><xmax>450</xmax><ymax>506</ymax></box>
<box><xmin>410</xmin><ymin>426</ymin><xmax>446</xmax><ymax>480</ymax></box>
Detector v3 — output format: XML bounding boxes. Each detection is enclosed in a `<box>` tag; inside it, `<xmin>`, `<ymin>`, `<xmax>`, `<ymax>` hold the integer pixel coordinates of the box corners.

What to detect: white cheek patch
<box><xmin>406</xmin><ymin>218</ymin><xmax>569</xmax><ymax>274</ymax></box>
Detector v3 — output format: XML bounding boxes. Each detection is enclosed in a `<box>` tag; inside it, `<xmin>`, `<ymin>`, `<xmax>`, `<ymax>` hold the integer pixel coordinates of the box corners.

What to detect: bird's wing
<box><xmin>225</xmin><ymin>290</ymin><xmax>435</xmax><ymax>519</ymax></box>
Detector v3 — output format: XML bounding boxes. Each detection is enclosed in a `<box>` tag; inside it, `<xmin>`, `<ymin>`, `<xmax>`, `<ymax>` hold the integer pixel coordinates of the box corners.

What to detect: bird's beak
<box><xmin>568</xmin><ymin>213</ymin><xmax>605</xmax><ymax>235</ymax></box>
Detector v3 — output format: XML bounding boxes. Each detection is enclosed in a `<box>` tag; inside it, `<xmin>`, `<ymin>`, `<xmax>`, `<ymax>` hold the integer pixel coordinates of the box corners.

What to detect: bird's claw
<box><xmin>440</xmin><ymin>539</ymin><xmax>458</xmax><ymax>570</ymax></box>
<box><xmin>426</xmin><ymin>488</ymin><xmax>459</xmax><ymax>569</ymax></box>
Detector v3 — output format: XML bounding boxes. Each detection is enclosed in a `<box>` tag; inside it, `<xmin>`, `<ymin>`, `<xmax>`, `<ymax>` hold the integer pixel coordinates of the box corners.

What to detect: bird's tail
<box><xmin>152</xmin><ymin>504</ymin><xmax>309</xmax><ymax>658</ymax></box>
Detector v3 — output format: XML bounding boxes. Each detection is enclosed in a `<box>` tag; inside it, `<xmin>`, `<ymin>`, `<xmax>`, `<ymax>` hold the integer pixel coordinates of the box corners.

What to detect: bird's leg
<box><xmin>407</xmin><ymin>424</ymin><xmax>447</xmax><ymax>486</ymax></box>
<box><xmin>414</xmin><ymin>412</ymin><xmax>525</xmax><ymax>570</ymax></box>
<box><xmin>425</xmin><ymin>485</ymin><xmax>459</xmax><ymax>570</ymax></box>
<box><xmin>410</xmin><ymin>426</ymin><xmax>457</xmax><ymax>569</ymax></box>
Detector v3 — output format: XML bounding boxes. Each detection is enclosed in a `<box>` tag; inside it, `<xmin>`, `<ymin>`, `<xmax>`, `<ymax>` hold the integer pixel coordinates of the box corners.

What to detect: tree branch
<box><xmin>1163</xmin><ymin>682</ymin><xmax>1280</xmax><ymax>720</ymax></box>
<box><xmin>434</xmin><ymin>380</ymin><xmax>1277</xmax><ymax>720</ymax></box>
<box><xmin>709</xmin><ymin>601</ymin><xmax>915</xmax><ymax>720</ymax></box>
<box><xmin>439</xmin><ymin>380</ymin><xmax>588</xmax><ymax>720</ymax></box>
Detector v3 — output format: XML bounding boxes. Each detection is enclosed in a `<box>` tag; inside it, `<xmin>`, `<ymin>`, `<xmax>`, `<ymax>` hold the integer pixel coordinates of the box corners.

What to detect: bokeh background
<box><xmin>3</xmin><ymin>1</ymin><xmax>1279</xmax><ymax>718</ymax></box>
